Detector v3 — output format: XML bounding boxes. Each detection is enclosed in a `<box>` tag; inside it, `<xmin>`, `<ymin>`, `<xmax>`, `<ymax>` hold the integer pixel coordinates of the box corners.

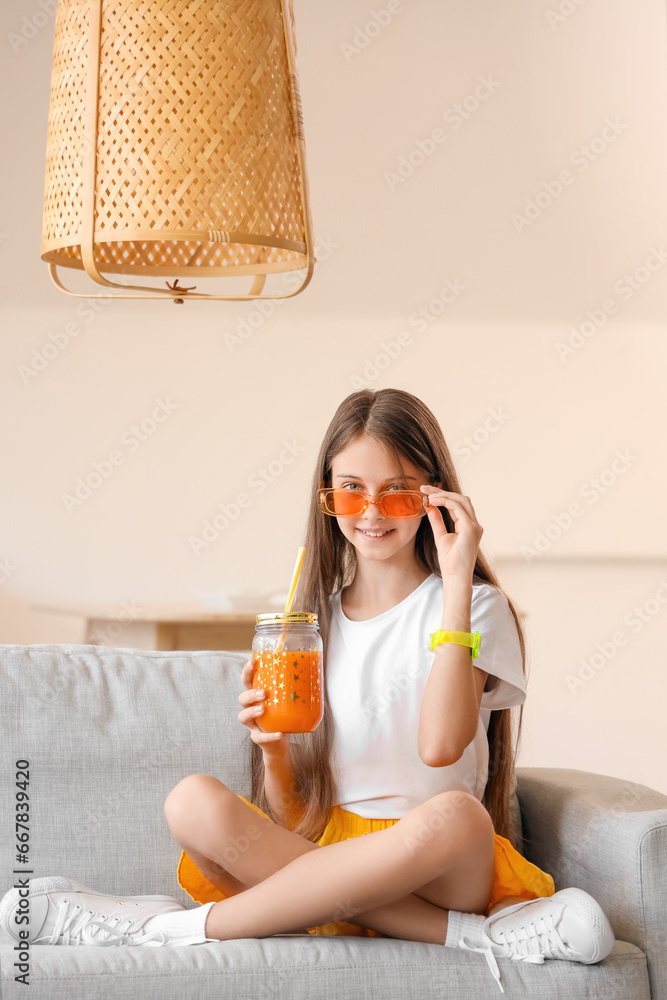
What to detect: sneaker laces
<box><xmin>41</xmin><ymin>900</ymin><xmax>167</xmax><ymax>947</ymax></box>
<box><xmin>457</xmin><ymin>934</ymin><xmax>545</xmax><ymax>994</ymax></box>
<box><xmin>491</xmin><ymin>907</ymin><xmax>576</xmax><ymax>962</ymax></box>
<box><xmin>457</xmin><ymin>906</ymin><xmax>577</xmax><ymax>993</ymax></box>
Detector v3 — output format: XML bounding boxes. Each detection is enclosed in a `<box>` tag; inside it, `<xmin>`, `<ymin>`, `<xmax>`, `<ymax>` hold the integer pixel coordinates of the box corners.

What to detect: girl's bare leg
<box><xmin>165</xmin><ymin>775</ymin><xmax>496</xmax><ymax>943</ymax></box>
<box><xmin>487</xmin><ymin>895</ymin><xmax>533</xmax><ymax>916</ymax></box>
<box><xmin>182</xmin><ymin>821</ymin><xmax>534</xmax><ymax>930</ymax></box>
<box><xmin>182</xmin><ymin>841</ymin><xmax>463</xmax><ymax>943</ymax></box>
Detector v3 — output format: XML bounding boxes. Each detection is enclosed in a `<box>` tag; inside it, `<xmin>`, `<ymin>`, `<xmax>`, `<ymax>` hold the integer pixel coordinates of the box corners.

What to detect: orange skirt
<box><xmin>177</xmin><ymin>794</ymin><xmax>555</xmax><ymax>937</ymax></box>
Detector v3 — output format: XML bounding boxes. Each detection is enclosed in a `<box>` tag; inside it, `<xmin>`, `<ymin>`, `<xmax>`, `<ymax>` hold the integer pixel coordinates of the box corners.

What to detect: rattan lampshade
<box><xmin>40</xmin><ymin>0</ymin><xmax>315</xmax><ymax>302</ymax></box>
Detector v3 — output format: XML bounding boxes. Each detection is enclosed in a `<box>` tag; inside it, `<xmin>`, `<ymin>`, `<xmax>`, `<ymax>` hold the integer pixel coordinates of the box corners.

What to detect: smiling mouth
<box><xmin>357</xmin><ymin>528</ymin><xmax>394</xmax><ymax>538</ymax></box>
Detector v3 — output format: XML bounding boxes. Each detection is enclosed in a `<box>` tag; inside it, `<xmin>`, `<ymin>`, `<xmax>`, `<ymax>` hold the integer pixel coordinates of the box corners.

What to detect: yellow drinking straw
<box><xmin>276</xmin><ymin>545</ymin><xmax>305</xmax><ymax>653</ymax></box>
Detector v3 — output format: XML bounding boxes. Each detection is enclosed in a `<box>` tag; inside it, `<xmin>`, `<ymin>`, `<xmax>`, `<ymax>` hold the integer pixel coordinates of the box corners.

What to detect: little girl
<box><xmin>0</xmin><ymin>388</ymin><xmax>614</xmax><ymax>993</ymax></box>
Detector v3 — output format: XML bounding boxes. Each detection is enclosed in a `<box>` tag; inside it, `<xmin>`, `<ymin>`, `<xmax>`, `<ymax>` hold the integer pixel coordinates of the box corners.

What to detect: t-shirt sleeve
<box><xmin>471</xmin><ymin>583</ymin><xmax>526</xmax><ymax>710</ymax></box>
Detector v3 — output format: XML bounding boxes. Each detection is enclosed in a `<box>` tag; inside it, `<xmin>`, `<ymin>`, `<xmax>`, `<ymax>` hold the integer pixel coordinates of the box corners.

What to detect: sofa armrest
<box><xmin>516</xmin><ymin>766</ymin><xmax>667</xmax><ymax>999</ymax></box>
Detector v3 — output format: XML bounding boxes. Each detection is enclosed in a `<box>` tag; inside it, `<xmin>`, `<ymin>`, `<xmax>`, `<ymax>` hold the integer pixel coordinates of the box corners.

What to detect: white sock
<box><xmin>142</xmin><ymin>901</ymin><xmax>217</xmax><ymax>945</ymax></box>
<box><xmin>445</xmin><ymin>909</ymin><xmax>487</xmax><ymax>949</ymax></box>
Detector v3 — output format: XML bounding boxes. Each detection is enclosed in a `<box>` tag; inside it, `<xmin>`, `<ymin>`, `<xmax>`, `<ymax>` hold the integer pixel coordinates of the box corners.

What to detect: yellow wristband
<box><xmin>429</xmin><ymin>630</ymin><xmax>481</xmax><ymax>658</ymax></box>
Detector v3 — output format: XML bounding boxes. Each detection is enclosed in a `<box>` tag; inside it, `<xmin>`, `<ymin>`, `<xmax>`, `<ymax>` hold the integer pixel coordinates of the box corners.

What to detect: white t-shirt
<box><xmin>325</xmin><ymin>572</ymin><xmax>526</xmax><ymax>818</ymax></box>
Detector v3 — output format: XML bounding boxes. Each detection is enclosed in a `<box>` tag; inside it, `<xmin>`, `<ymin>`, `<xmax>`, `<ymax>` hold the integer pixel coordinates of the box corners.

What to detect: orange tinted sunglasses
<box><xmin>317</xmin><ymin>482</ymin><xmax>430</xmax><ymax>519</ymax></box>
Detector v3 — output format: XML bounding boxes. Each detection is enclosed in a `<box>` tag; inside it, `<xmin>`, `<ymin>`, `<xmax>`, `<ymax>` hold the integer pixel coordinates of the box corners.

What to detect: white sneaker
<box><xmin>0</xmin><ymin>877</ymin><xmax>189</xmax><ymax>947</ymax></box>
<box><xmin>457</xmin><ymin>887</ymin><xmax>615</xmax><ymax>993</ymax></box>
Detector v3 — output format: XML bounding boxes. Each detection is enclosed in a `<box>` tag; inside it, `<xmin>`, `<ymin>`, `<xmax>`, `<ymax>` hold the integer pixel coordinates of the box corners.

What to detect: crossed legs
<box><xmin>164</xmin><ymin>774</ymin><xmax>501</xmax><ymax>944</ymax></box>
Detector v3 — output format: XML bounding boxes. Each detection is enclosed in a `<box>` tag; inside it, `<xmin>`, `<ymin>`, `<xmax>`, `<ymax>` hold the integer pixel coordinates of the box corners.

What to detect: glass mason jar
<box><xmin>251</xmin><ymin>612</ymin><xmax>323</xmax><ymax>734</ymax></box>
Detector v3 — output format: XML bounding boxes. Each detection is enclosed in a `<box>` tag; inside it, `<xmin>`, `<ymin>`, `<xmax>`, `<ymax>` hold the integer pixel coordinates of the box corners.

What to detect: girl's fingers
<box><xmin>238</xmin><ymin>705</ymin><xmax>263</xmax><ymax>726</ymax></box>
<box><xmin>238</xmin><ymin>686</ymin><xmax>266</xmax><ymax>707</ymax></box>
<box><xmin>421</xmin><ymin>486</ymin><xmax>477</xmax><ymax>523</ymax></box>
<box><xmin>238</xmin><ymin>686</ymin><xmax>266</xmax><ymax>714</ymax></box>
<box><xmin>246</xmin><ymin>714</ymin><xmax>287</xmax><ymax>748</ymax></box>
<box><xmin>239</xmin><ymin>661</ymin><xmax>288</xmax><ymax>752</ymax></box>
<box><xmin>237</xmin><ymin>700</ymin><xmax>285</xmax><ymax>747</ymax></box>
<box><xmin>251</xmin><ymin>728</ymin><xmax>286</xmax><ymax>748</ymax></box>
<box><xmin>241</xmin><ymin>658</ymin><xmax>256</xmax><ymax>690</ymax></box>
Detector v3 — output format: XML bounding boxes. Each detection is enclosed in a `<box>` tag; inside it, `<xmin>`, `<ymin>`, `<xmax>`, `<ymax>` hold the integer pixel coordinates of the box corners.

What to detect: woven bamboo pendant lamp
<box><xmin>40</xmin><ymin>0</ymin><xmax>315</xmax><ymax>303</ymax></box>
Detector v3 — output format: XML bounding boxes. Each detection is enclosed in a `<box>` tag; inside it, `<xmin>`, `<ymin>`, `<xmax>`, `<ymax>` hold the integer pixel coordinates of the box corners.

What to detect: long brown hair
<box><xmin>249</xmin><ymin>388</ymin><xmax>527</xmax><ymax>843</ymax></box>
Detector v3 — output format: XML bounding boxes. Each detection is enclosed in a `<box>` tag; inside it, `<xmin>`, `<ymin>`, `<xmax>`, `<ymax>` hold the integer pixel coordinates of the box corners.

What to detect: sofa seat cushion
<box><xmin>0</xmin><ymin>936</ymin><xmax>649</xmax><ymax>1000</ymax></box>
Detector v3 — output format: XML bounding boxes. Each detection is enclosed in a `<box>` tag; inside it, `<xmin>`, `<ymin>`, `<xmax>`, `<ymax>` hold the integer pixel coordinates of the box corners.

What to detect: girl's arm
<box><xmin>263</xmin><ymin>745</ymin><xmax>309</xmax><ymax>831</ymax></box>
<box><xmin>239</xmin><ymin>659</ymin><xmax>308</xmax><ymax>831</ymax></box>
<box><xmin>417</xmin><ymin>485</ymin><xmax>489</xmax><ymax>767</ymax></box>
<box><xmin>418</xmin><ymin>575</ymin><xmax>489</xmax><ymax>766</ymax></box>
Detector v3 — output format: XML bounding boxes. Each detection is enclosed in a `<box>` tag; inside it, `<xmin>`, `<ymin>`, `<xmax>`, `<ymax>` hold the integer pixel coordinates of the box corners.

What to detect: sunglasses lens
<box><xmin>381</xmin><ymin>492</ymin><xmax>423</xmax><ymax>517</ymax></box>
<box><xmin>325</xmin><ymin>490</ymin><xmax>366</xmax><ymax>516</ymax></box>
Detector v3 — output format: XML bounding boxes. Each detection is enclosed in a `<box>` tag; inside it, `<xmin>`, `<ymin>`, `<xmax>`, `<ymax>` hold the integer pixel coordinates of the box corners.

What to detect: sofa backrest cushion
<box><xmin>0</xmin><ymin>644</ymin><xmax>251</xmax><ymax>901</ymax></box>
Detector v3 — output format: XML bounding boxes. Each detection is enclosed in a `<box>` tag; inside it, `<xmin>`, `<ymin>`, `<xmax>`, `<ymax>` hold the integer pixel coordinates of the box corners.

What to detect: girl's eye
<box><xmin>341</xmin><ymin>483</ymin><xmax>406</xmax><ymax>491</ymax></box>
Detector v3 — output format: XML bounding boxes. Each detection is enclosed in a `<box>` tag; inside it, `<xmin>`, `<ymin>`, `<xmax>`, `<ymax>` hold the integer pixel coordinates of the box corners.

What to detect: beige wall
<box><xmin>1</xmin><ymin>0</ymin><xmax>666</xmax><ymax>791</ymax></box>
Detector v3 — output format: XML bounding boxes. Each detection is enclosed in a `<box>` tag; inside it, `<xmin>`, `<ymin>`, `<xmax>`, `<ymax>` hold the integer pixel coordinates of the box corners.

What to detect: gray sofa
<box><xmin>0</xmin><ymin>643</ymin><xmax>665</xmax><ymax>999</ymax></box>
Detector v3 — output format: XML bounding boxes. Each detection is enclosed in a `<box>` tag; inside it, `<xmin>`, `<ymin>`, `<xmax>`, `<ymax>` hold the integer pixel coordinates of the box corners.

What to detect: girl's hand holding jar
<box><xmin>238</xmin><ymin>658</ymin><xmax>291</xmax><ymax>759</ymax></box>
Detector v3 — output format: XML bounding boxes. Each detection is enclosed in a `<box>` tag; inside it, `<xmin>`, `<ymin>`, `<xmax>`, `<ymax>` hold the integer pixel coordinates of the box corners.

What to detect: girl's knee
<box><xmin>421</xmin><ymin>790</ymin><xmax>494</xmax><ymax>839</ymax></box>
<box><xmin>402</xmin><ymin>792</ymin><xmax>494</xmax><ymax>869</ymax></box>
<box><xmin>164</xmin><ymin>773</ymin><xmax>232</xmax><ymax>831</ymax></box>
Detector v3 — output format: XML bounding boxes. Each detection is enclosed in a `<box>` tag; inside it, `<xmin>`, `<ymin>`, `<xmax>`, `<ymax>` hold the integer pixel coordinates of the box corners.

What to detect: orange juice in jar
<box><xmin>251</xmin><ymin>612</ymin><xmax>323</xmax><ymax>734</ymax></box>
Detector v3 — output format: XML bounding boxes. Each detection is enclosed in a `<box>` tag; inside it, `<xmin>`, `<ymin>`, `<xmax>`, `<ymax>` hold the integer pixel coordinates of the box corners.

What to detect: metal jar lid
<box><xmin>255</xmin><ymin>612</ymin><xmax>319</xmax><ymax>627</ymax></box>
